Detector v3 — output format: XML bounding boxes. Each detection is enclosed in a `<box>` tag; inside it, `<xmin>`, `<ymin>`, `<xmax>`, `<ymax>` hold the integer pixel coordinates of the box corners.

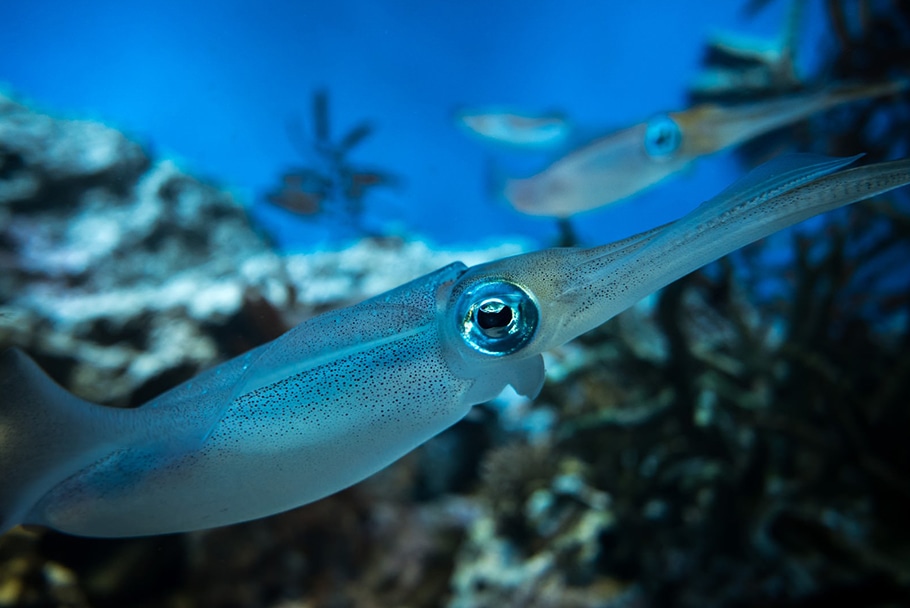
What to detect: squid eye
<box><xmin>456</xmin><ymin>280</ymin><xmax>539</xmax><ymax>356</ymax></box>
<box><xmin>643</xmin><ymin>115</ymin><xmax>682</xmax><ymax>158</ymax></box>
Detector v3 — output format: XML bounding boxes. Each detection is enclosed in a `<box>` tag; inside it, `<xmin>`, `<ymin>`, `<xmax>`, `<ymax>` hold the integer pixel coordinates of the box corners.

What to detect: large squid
<box><xmin>2</xmin><ymin>153</ymin><xmax>909</xmax><ymax>537</ymax></box>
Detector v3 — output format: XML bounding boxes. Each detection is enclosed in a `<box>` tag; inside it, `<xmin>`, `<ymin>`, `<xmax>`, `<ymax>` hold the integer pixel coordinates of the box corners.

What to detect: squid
<box><xmin>2</xmin><ymin>153</ymin><xmax>909</xmax><ymax>538</ymax></box>
<box><xmin>455</xmin><ymin>106</ymin><xmax>572</xmax><ymax>150</ymax></box>
<box><xmin>506</xmin><ymin>81</ymin><xmax>907</xmax><ymax>217</ymax></box>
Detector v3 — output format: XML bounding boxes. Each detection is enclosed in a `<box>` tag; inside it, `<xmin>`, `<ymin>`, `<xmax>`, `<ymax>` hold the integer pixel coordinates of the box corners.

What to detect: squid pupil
<box><xmin>653</xmin><ymin>128</ymin><xmax>671</xmax><ymax>147</ymax></box>
<box><xmin>477</xmin><ymin>299</ymin><xmax>513</xmax><ymax>330</ymax></box>
<box><xmin>456</xmin><ymin>281</ymin><xmax>538</xmax><ymax>355</ymax></box>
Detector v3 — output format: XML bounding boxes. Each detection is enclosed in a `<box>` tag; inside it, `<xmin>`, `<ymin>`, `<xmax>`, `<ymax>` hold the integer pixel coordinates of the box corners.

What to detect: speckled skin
<box><xmin>4</xmin><ymin>154</ymin><xmax>910</xmax><ymax>537</ymax></box>
<box><xmin>26</xmin><ymin>264</ymin><xmax>478</xmax><ymax>536</ymax></box>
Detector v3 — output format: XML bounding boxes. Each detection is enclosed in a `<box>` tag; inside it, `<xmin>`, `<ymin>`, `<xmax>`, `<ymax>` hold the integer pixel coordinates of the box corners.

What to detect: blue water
<box><xmin>0</xmin><ymin>1</ymin><xmax>829</xmax><ymax>251</ymax></box>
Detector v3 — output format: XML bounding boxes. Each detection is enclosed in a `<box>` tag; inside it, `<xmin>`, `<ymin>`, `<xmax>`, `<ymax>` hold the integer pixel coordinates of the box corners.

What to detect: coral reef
<box><xmin>0</xmin><ymin>91</ymin><xmax>292</xmax><ymax>407</ymax></box>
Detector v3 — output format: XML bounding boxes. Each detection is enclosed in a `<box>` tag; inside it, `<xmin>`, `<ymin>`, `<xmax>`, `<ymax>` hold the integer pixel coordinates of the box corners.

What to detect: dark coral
<box><xmin>264</xmin><ymin>89</ymin><xmax>398</xmax><ymax>236</ymax></box>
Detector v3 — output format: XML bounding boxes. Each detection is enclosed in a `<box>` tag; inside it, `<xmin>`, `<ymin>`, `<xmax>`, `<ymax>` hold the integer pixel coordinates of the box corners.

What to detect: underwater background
<box><xmin>2</xmin><ymin>1</ymin><xmax>910</xmax><ymax>607</ymax></box>
<box><xmin>1</xmin><ymin>0</ymin><xmax>832</xmax><ymax>249</ymax></box>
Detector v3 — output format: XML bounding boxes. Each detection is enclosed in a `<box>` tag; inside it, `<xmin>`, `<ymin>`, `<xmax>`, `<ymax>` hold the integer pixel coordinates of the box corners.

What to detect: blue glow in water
<box><xmin>0</xmin><ymin>1</ymin><xmax>829</xmax><ymax>251</ymax></box>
